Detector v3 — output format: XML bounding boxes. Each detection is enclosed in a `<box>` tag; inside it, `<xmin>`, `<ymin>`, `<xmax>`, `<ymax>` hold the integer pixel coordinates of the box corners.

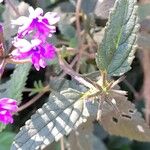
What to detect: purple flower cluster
<box><xmin>0</xmin><ymin>7</ymin><xmax>59</xmax><ymax>125</ymax></box>
<box><xmin>11</xmin><ymin>7</ymin><xmax>60</xmax><ymax>70</ymax></box>
<box><xmin>0</xmin><ymin>98</ymin><xmax>18</xmax><ymax>124</ymax></box>
<box><xmin>0</xmin><ymin>22</ymin><xmax>18</xmax><ymax>125</ymax></box>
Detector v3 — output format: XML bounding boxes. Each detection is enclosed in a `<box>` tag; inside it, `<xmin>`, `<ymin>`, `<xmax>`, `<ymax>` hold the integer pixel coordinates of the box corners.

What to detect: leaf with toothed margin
<box><xmin>10</xmin><ymin>86</ymin><xmax>90</xmax><ymax>150</ymax></box>
<box><xmin>96</xmin><ymin>0</ymin><xmax>139</xmax><ymax>76</ymax></box>
<box><xmin>0</xmin><ymin>63</ymin><xmax>31</xmax><ymax>133</ymax></box>
<box><xmin>0</xmin><ymin>63</ymin><xmax>31</xmax><ymax>102</ymax></box>
<box><xmin>10</xmin><ymin>75</ymin><xmax>150</xmax><ymax>150</ymax></box>
<box><xmin>85</xmin><ymin>92</ymin><xmax>150</xmax><ymax>142</ymax></box>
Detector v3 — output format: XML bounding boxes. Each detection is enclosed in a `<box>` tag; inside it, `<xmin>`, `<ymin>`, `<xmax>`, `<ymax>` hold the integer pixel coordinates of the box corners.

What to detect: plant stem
<box><xmin>6</xmin><ymin>58</ymin><xmax>31</xmax><ymax>64</ymax></box>
<box><xmin>142</xmin><ymin>50</ymin><xmax>150</xmax><ymax>125</ymax></box>
<box><xmin>57</xmin><ymin>49</ymin><xmax>94</xmax><ymax>89</ymax></box>
<box><xmin>60</xmin><ymin>137</ymin><xmax>65</xmax><ymax>150</ymax></box>
<box><xmin>60</xmin><ymin>55</ymin><xmax>78</xmax><ymax>78</ymax></box>
<box><xmin>17</xmin><ymin>85</ymin><xmax>50</xmax><ymax>112</ymax></box>
<box><xmin>75</xmin><ymin>0</ymin><xmax>83</xmax><ymax>72</ymax></box>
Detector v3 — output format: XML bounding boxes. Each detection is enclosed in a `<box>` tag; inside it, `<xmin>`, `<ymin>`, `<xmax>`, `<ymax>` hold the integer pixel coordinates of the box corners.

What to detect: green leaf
<box><xmin>96</xmin><ymin>0</ymin><xmax>139</xmax><ymax>76</ymax></box>
<box><xmin>10</xmin><ymin>84</ymin><xmax>89</xmax><ymax>150</ymax></box>
<box><xmin>108</xmin><ymin>136</ymin><xmax>131</xmax><ymax>150</ymax></box>
<box><xmin>69</xmin><ymin>37</ymin><xmax>78</xmax><ymax>48</ymax></box>
<box><xmin>81</xmin><ymin>0</ymin><xmax>97</xmax><ymax>14</ymax></box>
<box><xmin>0</xmin><ymin>123</ymin><xmax>6</xmax><ymax>132</ymax></box>
<box><xmin>0</xmin><ymin>63</ymin><xmax>31</xmax><ymax>102</ymax></box>
<box><xmin>0</xmin><ymin>63</ymin><xmax>31</xmax><ymax>134</ymax></box>
<box><xmin>29</xmin><ymin>80</ymin><xmax>45</xmax><ymax>96</ymax></box>
<box><xmin>0</xmin><ymin>131</ymin><xmax>16</xmax><ymax>150</ymax></box>
<box><xmin>58</xmin><ymin>21</ymin><xmax>76</xmax><ymax>40</ymax></box>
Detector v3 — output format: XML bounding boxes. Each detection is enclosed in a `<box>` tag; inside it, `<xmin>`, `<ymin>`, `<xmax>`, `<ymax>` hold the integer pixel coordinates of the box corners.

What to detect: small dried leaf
<box><xmin>82</xmin><ymin>85</ymin><xmax>150</xmax><ymax>142</ymax></box>
<box><xmin>99</xmin><ymin>93</ymin><xmax>150</xmax><ymax>142</ymax></box>
<box><xmin>11</xmin><ymin>87</ymin><xmax>89</xmax><ymax>150</ymax></box>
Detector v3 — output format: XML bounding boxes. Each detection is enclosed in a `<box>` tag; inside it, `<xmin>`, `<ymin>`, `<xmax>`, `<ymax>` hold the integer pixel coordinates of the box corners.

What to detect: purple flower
<box><xmin>12</xmin><ymin>38</ymin><xmax>56</xmax><ymax>71</ymax></box>
<box><xmin>12</xmin><ymin>7</ymin><xmax>60</xmax><ymax>41</ymax></box>
<box><xmin>11</xmin><ymin>7</ymin><xmax>59</xmax><ymax>70</ymax></box>
<box><xmin>0</xmin><ymin>98</ymin><xmax>18</xmax><ymax>125</ymax></box>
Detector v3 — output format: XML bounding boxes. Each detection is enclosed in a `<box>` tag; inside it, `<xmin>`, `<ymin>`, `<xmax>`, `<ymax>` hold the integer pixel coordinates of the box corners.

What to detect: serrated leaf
<box><xmin>96</xmin><ymin>0</ymin><xmax>139</xmax><ymax>76</ymax></box>
<box><xmin>100</xmin><ymin>93</ymin><xmax>150</xmax><ymax>142</ymax></box>
<box><xmin>10</xmin><ymin>87</ymin><xmax>89</xmax><ymax>150</ymax></box>
<box><xmin>58</xmin><ymin>21</ymin><xmax>76</xmax><ymax>40</ymax></box>
<box><xmin>0</xmin><ymin>63</ymin><xmax>31</xmax><ymax>102</ymax></box>
<box><xmin>29</xmin><ymin>80</ymin><xmax>45</xmax><ymax>96</ymax></box>
<box><xmin>49</xmin><ymin>78</ymin><xmax>87</xmax><ymax>92</ymax></box>
<box><xmin>33</xmin><ymin>81</ymin><xmax>39</xmax><ymax>89</ymax></box>
<box><xmin>0</xmin><ymin>63</ymin><xmax>31</xmax><ymax>133</ymax></box>
<box><xmin>38</xmin><ymin>80</ymin><xmax>43</xmax><ymax>88</ymax></box>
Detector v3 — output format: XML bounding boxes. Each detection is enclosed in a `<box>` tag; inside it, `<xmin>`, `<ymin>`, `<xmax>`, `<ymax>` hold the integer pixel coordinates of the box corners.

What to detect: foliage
<box><xmin>96</xmin><ymin>0</ymin><xmax>139</xmax><ymax>76</ymax></box>
<box><xmin>0</xmin><ymin>0</ymin><xmax>149</xmax><ymax>150</ymax></box>
<box><xmin>0</xmin><ymin>64</ymin><xmax>31</xmax><ymax>102</ymax></box>
<box><xmin>0</xmin><ymin>131</ymin><xmax>16</xmax><ymax>150</ymax></box>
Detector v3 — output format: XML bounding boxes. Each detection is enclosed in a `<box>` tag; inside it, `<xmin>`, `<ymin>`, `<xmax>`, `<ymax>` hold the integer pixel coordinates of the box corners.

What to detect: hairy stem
<box><xmin>6</xmin><ymin>58</ymin><xmax>31</xmax><ymax>64</ymax></box>
<box><xmin>57</xmin><ymin>49</ymin><xmax>94</xmax><ymax>89</ymax></box>
<box><xmin>142</xmin><ymin>50</ymin><xmax>150</xmax><ymax>125</ymax></box>
<box><xmin>75</xmin><ymin>0</ymin><xmax>83</xmax><ymax>72</ymax></box>
<box><xmin>17</xmin><ymin>85</ymin><xmax>50</xmax><ymax>112</ymax></box>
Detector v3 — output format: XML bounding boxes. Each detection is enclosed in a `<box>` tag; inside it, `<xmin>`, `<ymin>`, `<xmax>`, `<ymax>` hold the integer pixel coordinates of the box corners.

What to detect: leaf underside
<box><xmin>100</xmin><ymin>93</ymin><xmax>150</xmax><ymax>142</ymax></box>
<box><xmin>10</xmin><ymin>83</ymin><xmax>89</xmax><ymax>150</ymax></box>
<box><xmin>96</xmin><ymin>0</ymin><xmax>139</xmax><ymax>76</ymax></box>
<box><xmin>11</xmin><ymin>75</ymin><xmax>150</xmax><ymax>150</ymax></box>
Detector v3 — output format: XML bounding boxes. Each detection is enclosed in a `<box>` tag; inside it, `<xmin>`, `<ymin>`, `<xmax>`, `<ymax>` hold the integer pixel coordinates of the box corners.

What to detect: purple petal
<box><xmin>0</xmin><ymin>111</ymin><xmax>13</xmax><ymax>124</ymax></box>
<box><xmin>31</xmin><ymin>53</ymin><xmax>41</xmax><ymax>71</ymax></box>
<box><xmin>0</xmin><ymin>98</ymin><xmax>18</xmax><ymax>111</ymax></box>
<box><xmin>0</xmin><ymin>98</ymin><xmax>18</xmax><ymax>124</ymax></box>
<box><xmin>39</xmin><ymin>59</ymin><xmax>46</xmax><ymax>68</ymax></box>
<box><xmin>43</xmin><ymin>43</ymin><xmax>56</xmax><ymax>58</ymax></box>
